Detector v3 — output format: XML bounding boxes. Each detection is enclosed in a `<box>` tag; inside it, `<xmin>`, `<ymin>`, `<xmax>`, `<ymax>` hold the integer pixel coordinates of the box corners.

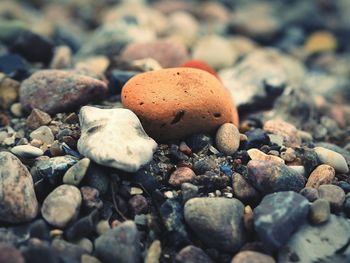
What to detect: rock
<box><xmin>50</xmin><ymin>45</ymin><xmax>72</xmax><ymax>69</ymax></box>
<box><xmin>19</xmin><ymin>70</ymin><xmax>108</xmax><ymax>114</ymax></box>
<box><xmin>95</xmin><ymin>220</ymin><xmax>141</xmax><ymax>263</ymax></box>
<box><xmin>0</xmin><ymin>76</ymin><xmax>19</xmax><ymax>109</ymax></box>
<box><xmin>106</xmin><ymin>70</ymin><xmax>138</xmax><ymax>94</ymax></box>
<box><xmin>184</xmin><ymin>197</ymin><xmax>246</xmax><ymax>253</ymax></box>
<box><xmin>121</xmin><ymin>68</ymin><xmax>239</xmax><ymax>141</ymax></box>
<box><xmin>309</xmin><ymin>199</ymin><xmax>330</xmax><ymax>225</ymax></box>
<box><xmin>318</xmin><ymin>184</ymin><xmax>345</xmax><ymax>212</ymax></box>
<box><xmin>63</xmin><ymin>158</ymin><xmax>90</xmax><ymax>186</ymax></box>
<box><xmin>128</xmin><ymin>195</ymin><xmax>148</xmax><ymax>215</ymax></box>
<box><xmin>11</xmin><ymin>145</ymin><xmax>44</xmax><ymax>158</ymax></box>
<box><xmin>77</xmin><ymin>106</ymin><xmax>157</xmax><ymax>172</ymax></box>
<box><xmin>278</xmin><ymin>215</ymin><xmax>350</xmax><ymax>263</ymax></box>
<box><xmin>306</xmin><ymin>164</ymin><xmax>335</xmax><ymax>188</ymax></box>
<box><xmin>29</xmin><ymin>126</ymin><xmax>54</xmax><ymax>145</ymax></box>
<box><xmin>245</xmin><ymin>129</ymin><xmax>270</xmax><ymax>149</ymax></box>
<box><xmin>0</xmin><ymin>243</ymin><xmax>25</xmax><ymax>263</ymax></box>
<box><xmin>247</xmin><ymin>148</ymin><xmax>284</xmax><ymax>164</ymax></box>
<box><xmin>192</xmin><ymin>35</ymin><xmax>237</xmax><ymax>69</ymax></box>
<box><xmin>280</xmin><ymin>148</ymin><xmax>296</xmax><ymax>162</ymax></box>
<box><xmin>314</xmin><ymin>147</ymin><xmax>349</xmax><ymax>174</ymax></box>
<box><xmin>145</xmin><ymin>240</ymin><xmax>161</xmax><ymax>263</ymax></box>
<box><xmin>175</xmin><ymin>245</ymin><xmax>214</xmax><ymax>263</ymax></box>
<box><xmin>215</xmin><ymin>123</ymin><xmax>240</xmax><ymax>155</ymax></box>
<box><xmin>247</xmin><ymin>160</ymin><xmax>306</xmax><ymax>193</ymax></box>
<box><xmin>180</xmin><ymin>59</ymin><xmax>219</xmax><ymax>79</ymax></box>
<box><xmin>167</xmin><ymin>11</ymin><xmax>199</xmax><ymax>46</ymax></box>
<box><xmin>181</xmin><ymin>183</ymin><xmax>199</xmax><ymax>203</ymax></box>
<box><xmin>0</xmin><ymin>152</ymin><xmax>38</xmax><ymax>223</ymax></box>
<box><xmin>169</xmin><ymin>167</ymin><xmax>196</xmax><ymax>187</ymax></box>
<box><xmin>41</xmin><ymin>184</ymin><xmax>82</xmax><ymax>228</ymax></box>
<box><xmin>10</xmin><ymin>102</ymin><xmax>23</xmax><ymax>117</ymax></box>
<box><xmin>81</xmin><ymin>186</ymin><xmax>103</xmax><ymax>211</ymax></box>
<box><xmin>300</xmin><ymin>187</ymin><xmax>319</xmax><ymax>202</ymax></box>
<box><xmin>263</xmin><ymin>120</ymin><xmax>301</xmax><ymax>147</ymax></box>
<box><xmin>26</xmin><ymin>109</ymin><xmax>52</xmax><ymax>130</ymax></box>
<box><xmin>121</xmin><ymin>38</ymin><xmax>188</xmax><ymax>68</ymax></box>
<box><xmin>29</xmin><ymin>219</ymin><xmax>50</xmax><ymax>241</ymax></box>
<box><xmin>254</xmin><ymin>191</ymin><xmax>309</xmax><ymax>249</ymax></box>
<box><xmin>81</xmin><ymin>255</ymin><xmax>102</xmax><ymax>263</ymax></box>
<box><xmin>186</xmin><ymin>134</ymin><xmax>212</xmax><ymax>153</ymax></box>
<box><xmin>232</xmin><ymin>172</ymin><xmax>259</xmax><ymax>204</ymax></box>
<box><xmin>304</xmin><ymin>31</ymin><xmax>337</xmax><ymax>54</ymax></box>
<box><xmin>0</xmin><ymin>54</ymin><xmax>28</xmax><ymax>80</ymax></box>
<box><xmin>231</xmin><ymin>251</ymin><xmax>275</xmax><ymax>263</ymax></box>
<box><xmin>65</xmin><ymin>210</ymin><xmax>99</xmax><ymax>241</ymax></box>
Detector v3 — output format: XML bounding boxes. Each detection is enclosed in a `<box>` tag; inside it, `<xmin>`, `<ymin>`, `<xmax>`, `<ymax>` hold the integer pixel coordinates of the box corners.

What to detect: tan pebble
<box><xmin>215</xmin><ymin>123</ymin><xmax>240</xmax><ymax>155</ymax></box>
<box><xmin>169</xmin><ymin>167</ymin><xmax>196</xmax><ymax>187</ymax></box>
<box><xmin>304</xmin><ymin>31</ymin><xmax>337</xmax><ymax>54</ymax></box>
<box><xmin>247</xmin><ymin>148</ymin><xmax>284</xmax><ymax>164</ymax></box>
<box><xmin>306</xmin><ymin>164</ymin><xmax>335</xmax><ymax>188</ymax></box>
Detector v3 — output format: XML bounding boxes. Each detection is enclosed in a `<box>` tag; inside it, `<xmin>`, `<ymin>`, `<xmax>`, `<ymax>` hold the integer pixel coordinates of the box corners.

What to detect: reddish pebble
<box><xmin>169</xmin><ymin>167</ymin><xmax>196</xmax><ymax>186</ymax></box>
<box><xmin>180</xmin><ymin>59</ymin><xmax>220</xmax><ymax>79</ymax></box>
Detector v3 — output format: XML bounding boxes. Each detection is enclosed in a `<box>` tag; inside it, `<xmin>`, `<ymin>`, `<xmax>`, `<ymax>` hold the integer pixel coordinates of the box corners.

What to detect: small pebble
<box><xmin>30</xmin><ymin>126</ymin><xmax>54</xmax><ymax>145</ymax></box>
<box><xmin>280</xmin><ymin>148</ymin><xmax>296</xmax><ymax>162</ymax></box>
<box><xmin>169</xmin><ymin>167</ymin><xmax>196</xmax><ymax>187</ymax></box>
<box><xmin>314</xmin><ymin>147</ymin><xmax>349</xmax><ymax>174</ymax></box>
<box><xmin>145</xmin><ymin>240</ymin><xmax>162</xmax><ymax>263</ymax></box>
<box><xmin>181</xmin><ymin>183</ymin><xmax>199</xmax><ymax>203</ymax></box>
<box><xmin>81</xmin><ymin>255</ymin><xmax>102</xmax><ymax>263</ymax></box>
<box><xmin>26</xmin><ymin>108</ymin><xmax>51</xmax><ymax>130</ymax></box>
<box><xmin>318</xmin><ymin>184</ymin><xmax>345</xmax><ymax>212</ymax></box>
<box><xmin>300</xmin><ymin>187</ymin><xmax>319</xmax><ymax>202</ymax></box>
<box><xmin>11</xmin><ymin>144</ymin><xmax>44</xmax><ymax>158</ymax></box>
<box><xmin>175</xmin><ymin>245</ymin><xmax>214</xmax><ymax>263</ymax></box>
<box><xmin>63</xmin><ymin>158</ymin><xmax>90</xmax><ymax>186</ymax></box>
<box><xmin>247</xmin><ymin>148</ymin><xmax>284</xmax><ymax>164</ymax></box>
<box><xmin>306</xmin><ymin>164</ymin><xmax>335</xmax><ymax>188</ymax></box>
<box><xmin>263</xmin><ymin>119</ymin><xmax>301</xmax><ymax>147</ymax></box>
<box><xmin>129</xmin><ymin>195</ymin><xmax>148</xmax><ymax>215</ymax></box>
<box><xmin>309</xmin><ymin>198</ymin><xmax>330</xmax><ymax>225</ymax></box>
<box><xmin>215</xmin><ymin>123</ymin><xmax>240</xmax><ymax>155</ymax></box>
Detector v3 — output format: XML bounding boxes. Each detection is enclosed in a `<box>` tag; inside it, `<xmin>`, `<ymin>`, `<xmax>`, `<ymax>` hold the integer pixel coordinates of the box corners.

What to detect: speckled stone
<box><xmin>169</xmin><ymin>167</ymin><xmax>196</xmax><ymax>187</ymax></box>
<box><xmin>215</xmin><ymin>123</ymin><xmax>240</xmax><ymax>155</ymax></box>
<box><xmin>314</xmin><ymin>147</ymin><xmax>349</xmax><ymax>174</ymax></box>
<box><xmin>26</xmin><ymin>108</ymin><xmax>51</xmax><ymax>130</ymax></box>
<box><xmin>306</xmin><ymin>164</ymin><xmax>335</xmax><ymax>188</ymax></box>
<box><xmin>29</xmin><ymin>126</ymin><xmax>54</xmax><ymax>145</ymax></box>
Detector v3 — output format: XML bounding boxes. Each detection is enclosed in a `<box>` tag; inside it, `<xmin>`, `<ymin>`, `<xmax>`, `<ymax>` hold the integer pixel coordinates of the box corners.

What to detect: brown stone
<box><xmin>0</xmin><ymin>76</ymin><xmax>19</xmax><ymax>109</ymax></box>
<box><xmin>121</xmin><ymin>68</ymin><xmax>239</xmax><ymax>141</ymax></box>
<box><xmin>169</xmin><ymin>167</ymin><xmax>196</xmax><ymax>187</ymax></box>
<box><xmin>306</xmin><ymin>164</ymin><xmax>335</xmax><ymax>188</ymax></box>
<box><xmin>26</xmin><ymin>108</ymin><xmax>52</xmax><ymax>130</ymax></box>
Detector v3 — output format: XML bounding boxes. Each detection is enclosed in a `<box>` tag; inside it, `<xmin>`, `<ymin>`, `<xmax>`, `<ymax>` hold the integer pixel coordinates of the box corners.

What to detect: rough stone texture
<box><xmin>0</xmin><ymin>76</ymin><xmax>19</xmax><ymax>109</ymax></box>
<box><xmin>19</xmin><ymin>70</ymin><xmax>108</xmax><ymax>114</ymax></box>
<box><xmin>77</xmin><ymin>106</ymin><xmax>157</xmax><ymax>172</ymax></box>
<box><xmin>121</xmin><ymin>38</ymin><xmax>188</xmax><ymax>68</ymax></box>
<box><xmin>122</xmin><ymin>68</ymin><xmax>239</xmax><ymax>142</ymax></box>
<box><xmin>184</xmin><ymin>197</ymin><xmax>246</xmax><ymax>253</ymax></box>
<box><xmin>95</xmin><ymin>220</ymin><xmax>141</xmax><ymax>263</ymax></box>
<box><xmin>29</xmin><ymin>126</ymin><xmax>54</xmax><ymax>145</ymax></box>
<box><xmin>247</xmin><ymin>160</ymin><xmax>306</xmax><ymax>193</ymax></box>
<box><xmin>231</xmin><ymin>251</ymin><xmax>275</xmax><ymax>263</ymax></box>
<box><xmin>254</xmin><ymin>191</ymin><xmax>309</xmax><ymax>249</ymax></box>
<box><xmin>278</xmin><ymin>215</ymin><xmax>350</xmax><ymax>263</ymax></box>
<box><xmin>175</xmin><ymin>245</ymin><xmax>214</xmax><ymax>263</ymax></box>
<box><xmin>263</xmin><ymin>119</ymin><xmax>301</xmax><ymax>147</ymax></box>
<box><xmin>26</xmin><ymin>108</ymin><xmax>51</xmax><ymax>130</ymax></box>
<box><xmin>314</xmin><ymin>147</ymin><xmax>349</xmax><ymax>174</ymax></box>
<box><xmin>41</xmin><ymin>184</ymin><xmax>82</xmax><ymax>228</ymax></box>
<box><xmin>0</xmin><ymin>151</ymin><xmax>38</xmax><ymax>223</ymax></box>
<box><xmin>168</xmin><ymin>167</ymin><xmax>196</xmax><ymax>187</ymax></box>
<box><xmin>215</xmin><ymin>123</ymin><xmax>240</xmax><ymax>155</ymax></box>
<box><xmin>306</xmin><ymin>164</ymin><xmax>335</xmax><ymax>188</ymax></box>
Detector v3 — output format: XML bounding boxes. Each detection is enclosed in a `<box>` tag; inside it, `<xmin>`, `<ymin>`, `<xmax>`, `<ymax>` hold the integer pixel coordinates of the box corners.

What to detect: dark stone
<box><xmin>22</xmin><ymin>244</ymin><xmax>59</xmax><ymax>263</ymax></box>
<box><xmin>254</xmin><ymin>191</ymin><xmax>309</xmax><ymax>250</ymax></box>
<box><xmin>344</xmin><ymin>195</ymin><xmax>350</xmax><ymax>218</ymax></box>
<box><xmin>300</xmin><ymin>187</ymin><xmax>319</xmax><ymax>202</ymax></box>
<box><xmin>130</xmin><ymin>169</ymin><xmax>162</xmax><ymax>193</ymax></box>
<box><xmin>83</xmin><ymin>164</ymin><xmax>110</xmax><ymax>195</ymax></box>
<box><xmin>232</xmin><ymin>172</ymin><xmax>260</xmax><ymax>204</ymax></box>
<box><xmin>185</xmin><ymin>134</ymin><xmax>212</xmax><ymax>153</ymax></box>
<box><xmin>128</xmin><ymin>195</ymin><xmax>148</xmax><ymax>215</ymax></box>
<box><xmin>0</xmin><ymin>54</ymin><xmax>28</xmax><ymax>80</ymax></box>
<box><xmin>29</xmin><ymin>219</ymin><xmax>50</xmax><ymax>241</ymax></box>
<box><xmin>106</xmin><ymin>70</ymin><xmax>138</xmax><ymax>94</ymax></box>
<box><xmin>245</xmin><ymin>129</ymin><xmax>270</xmax><ymax>149</ymax></box>
<box><xmin>302</xmin><ymin>150</ymin><xmax>320</xmax><ymax>176</ymax></box>
<box><xmin>51</xmin><ymin>239</ymin><xmax>87</xmax><ymax>261</ymax></box>
<box><xmin>193</xmin><ymin>157</ymin><xmax>217</xmax><ymax>175</ymax></box>
<box><xmin>65</xmin><ymin>210</ymin><xmax>99</xmax><ymax>241</ymax></box>
<box><xmin>170</xmin><ymin>144</ymin><xmax>189</xmax><ymax>162</ymax></box>
<box><xmin>81</xmin><ymin>186</ymin><xmax>103</xmax><ymax>212</ymax></box>
<box><xmin>338</xmin><ymin>181</ymin><xmax>350</xmax><ymax>193</ymax></box>
<box><xmin>175</xmin><ymin>245</ymin><xmax>214</xmax><ymax>263</ymax></box>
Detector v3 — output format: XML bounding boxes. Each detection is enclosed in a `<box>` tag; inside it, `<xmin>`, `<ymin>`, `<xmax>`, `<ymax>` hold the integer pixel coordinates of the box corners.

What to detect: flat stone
<box><xmin>254</xmin><ymin>191</ymin><xmax>309</xmax><ymax>249</ymax></box>
<box><xmin>247</xmin><ymin>148</ymin><xmax>284</xmax><ymax>164</ymax></box>
<box><xmin>63</xmin><ymin>158</ymin><xmax>90</xmax><ymax>186</ymax></box>
<box><xmin>306</xmin><ymin>164</ymin><xmax>335</xmax><ymax>188</ymax></box>
<box><xmin>184</xmin><ymin>197</ymin><xmax>246</xmax><ymax>253</ymax></box>
<box><xmin>29</xmin><ymin>126</ymin><xmax>54</xmax><ymax>145</ymax></box>
<box><xmin>309</xmin><ymin>199</ymin><xmax>330</xmax><ymax>225</ymax></box>
<box><xmin>231</xmin><ymin>251</ymin><xmax>275</xmax><ymax>263</ymax></box>
<box><xmin>41</xmin><ymin>184</ymin><xmax>82</xmax><ymax>228</ymax></box>
<box><xmin>95</xmin><ymin>220</ymin><xmax>141</xmax><ymax>263</ymax></box>
<box><xmin>11</xmin><ymin>145</ymin><xmax>44</xmax><ymax>158</ymax></box>
<box><xmin>0</xmin><ymin>152</ymin><xmax>38</xmax><ymax>223</ymax></box>
<box><xmin>318</xmin><ymin>184</ymin><xmax>345</xmax><ymax>212</ymax></box>
<box><xmin>215</xmin><ymin>123</ymin><xmax>240</xmax><ymax>155</ymax></box>
<box><xmin>175</xmin><ymin>245</ymin><xmax>214</xmax><ymax>263</ymax></box>
<box><xmin>314</xmin><ymin>147</ymin><xmax>349</xmax><ymax>174</ymax></box>
<box><xmin>77</xmin><ymin>106</ymin><xmax>157</xmax><ymax>172</ymax></box>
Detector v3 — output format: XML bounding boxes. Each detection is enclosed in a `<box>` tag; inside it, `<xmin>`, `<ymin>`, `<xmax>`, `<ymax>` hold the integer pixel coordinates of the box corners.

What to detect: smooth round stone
<box><xmin>231</xmin><ymin>251</ymin><xmax>275</xmax><ymax>263</ymax></box>
<box><xmin>11</xmin><ymin>144</ymin><xmax>44</xmax><ymax>158</ymax></box>
<box><xmin>175</xmin><ymin>245</ymin><xmax>213</xmax><ymax>263</ymax></box>
<box><xmin>41</xmin><ymin>184</ymin><xmax>82</xmax><ymax>228</ymax></box>
<box><xmin>314</xmin><ymin>147</ymin><xmax>349</xmax><ymax>174</ymax></box>
<box><xmin>29</xmin><ymin>126</ymin><xmax>54</xmax><ymax>145</ymax></box>
<box><xmin>63</xmin><ymin>158</ymin><xmax>90</xmax><ymax>186</ymax></box>
<box><xmin>184</xmin><ymin>197</ymin><xmax>246</xmax><ymax>253</ymax></box>
<box><xmin>306</xmin><ymin>164</ymin><xmax>335</xmax><ymax>188</ymax></box>
<box><xmin>263</xmin><ymin>120</ymin><xmax>301</xmax><ymax>147</ymax></box>
<box><xmin>122</xmin><ymin>68</ymin><xmax>239</xmax><ymax>142</ymax></box>
<box><xmin>0</xmin><ymin>152</ymin><xmax>38</xmax><ymax>223</ymax></box>
<box><xmin>247</xmin><ymin>148</ymin><xmax>284</xmax><ymax>164</ymax></box>
<box><xmin>309</xmin><ymin>199</ymin><xmax>330</xmax><ymax>225</ymax></box>
<box><xmin>318</xmin><ymin>184</ymin><xmax>345</xmax><ymax>212</ymax></box>
<box><xmin>215</xmin><ymin>123</ymin><xmax>240</xmax><ymax>155</ymax></box>
<box><xmin>168</xmin><ymin>167</ymin><xmax>196</xmax><ymax>187</ymax></box>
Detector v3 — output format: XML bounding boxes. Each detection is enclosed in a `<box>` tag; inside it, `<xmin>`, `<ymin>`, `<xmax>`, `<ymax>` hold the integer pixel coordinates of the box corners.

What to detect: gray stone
<box><xmin>278</xmin><ymin>215</ymin><xmax>350</xmax><ymax>263</ymax></box>
<box><xmin>29</xmin><ymin>126</ymin><xmax>54</xmax><ymax>145</ymax></box>
<box><xmin>184</xmin><ymin>197</ymin><xmax>246</xmax><ymax>253</ymax></box>
<box><xmin>314</xmin><ymin>147</ymin><xmax>349</xmax><ymax>173</ymax></box>
<box><xmin>175</xmin><ymin>245</ymin><xmax>213</xmax><ymax>263</ymax></box>
<box><xmin>318</xmin><ymin>184</ymin><xmax>345</xmax><ymax>212</ymax></box>
<box><xmin>0</xmin><ymin>152</ymin><xmax>38</xmax><ymax>223</ymax></box>
<box><xmin>309</xmin><ymin>199</ymin><xmax>330</xmax><ymax>225</ymax></box>
<box><xmin>232</xmin><ymin>172</ymin><xmax>259</xmax><ymax>204</ymax></box>
<box><xmin>41</xmin><ymin>184</ymin><xmax>82</xmax><ymax>228</ymax></box>
<box><xmin>63</xmin><ymin>158</ymin><xmax>90</xmax><ymax>186</ymax></box>
<box><xmin>77</xmin><ymin>106</ymin><xmax>157</xmax><ymax>172</ymax></box>
<box><xmin>11</xmin><ymin>145</ymin><xmax>44</xmax><ymax>158</ymax></box>
<box><xmin>215</xmin><ymin>123</ymin><xmax>240</xmax><ymax>155</ymax></box>
<box><xmin>181</xmin><ymin>183</ymin><xmax>199</xmax><ymax>203</ymax></box>
<box><xmin>254</xmin><ymin>191</ymin><xmax>309</xmax><ymax>249</ymax></box>
<box><xmin>95</xmin><ymin>220</ymin><xmax>141</xmax><ymax>263</ymax></box>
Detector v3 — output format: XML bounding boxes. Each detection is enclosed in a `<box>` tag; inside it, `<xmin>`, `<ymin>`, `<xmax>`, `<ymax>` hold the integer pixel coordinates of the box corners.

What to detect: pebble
<box><xmin>300</xmin><ymin>187</ymin><xmax>319</xmax><ymax>202</ymax></box>
<box><xmin>29</xmin><ymin>126</ymin><xmax>54</xmax><ymax>145</ymax></box>
<box><xmin>169</xmin><ymin>167</ymin><xmax>196</xmax><ymax>187</ymax></box>
<box><xmin>309</xmin><ymin>198</ymin><xmax>330</xmax><ymax>225</ymax></box>
<box><xmin>247</xmin><ymin>160</ymin><xmax>306</xmax><ymax>193</ymax></box>
<box><xmin>50</xmin><ymin>45</ymin><xmax>72</xmax><ymax>69</ymax></box>
<box><xmin>215</xmin><ymin>123</ymin><xmax>240</xmax><ymax>155</ymax></box>
<box><xmin>62</xmin><ymin>158</ymin><xmax>90</xmax><ymax>186</ymax></box>
<box><xmin>278</xmin><ymin>215</ymin><xmax>350</xmax><ymax>262</ymax></box>
<box><xmin>81</xmin><ymin>186</ymin><xmax>103</xmax><ymax>211</ymax></box>
<box><xmin>263</xmin><ymin>119</ymin><xmax>301</xmax><ymax>147</ymax></box>
<box><xmin>231</xmin><ymin>251</ymin><xmax>275</xmax><ymax>263</ymax></box>
<box><xmin>254</xmin><ymin>191</ymin><xmax>309</xmax><ymax>249</ymax></box>
<box><xmin>175</xmin><ymin>245</ymin><xmax>214</xmax><ymax>263</ymax></box>
<box><xmin>10</xmin><ymin>102</ymin><xmax>23</xmax><ymax>117</ymax></box>
<box><xmin>95</xmin><ymin>220</ymin><xmax>141</xmax><ymax>263</ymax></box>
<box><xmin>121</xmin><ymin>68</ymin><xmax>239</xmax><ymax>141</ymax></box>
<box><xmin>247</xmin><ymin>148</ymin><xmax>284</xmax><ymax>164</ymax></box>
<box><xmin>180</xmin><ymin>59</ymin><xmax>219</xmax><ymax>79</ymax></box>
<box><xmin>184</xmin><ymin>197</ymin><xmax>246</xmax><ymax>252</ymax></box>
<box><xmin>304</xmin><ymin>31</ymin><xmax>337</xmax><ymax>54</ymax></box>
<box><xmin>65</xmin><ymin>210</ymin><xmax>99</xmax><ymax>241</ymax></box>
<box><xmin>245</xmin><ymin>129</ymin><xmax>270</xmax><ymax>149</ymax></box>
<box><xmin>192</xmin><ymin>35</ymin><xmax>237</xmax><ymax>69</ymax></box>
<box><xmin>280</xmin><ymin>148</ymin><xmax>296</xmax><ymax>162</ymax></box>
<box><xmin>81</xmin><ymin>255</ymin><xmax>102</xmax><ymax>263</ymax></box>
<box><xmin>167</xmin><ymin>11</ymin><xmax>199</xmax><ymax>46</ymax></box>
<box><xmin>128</xmin><ymin>194</ymin><xmax>148</xmax><ymax>215</ymax></box>
<box><xmin>0</xmin><ymin>152</ymin><xmax>38</xmax><ymax>223</ymax></box>
<box><xmin>314</xmin><ymin>147</ymin><xmax>349</xmax><ymax>174</ymax></box>
<box><xmin>306</xmin><ymin>164</ymin><xmax>335</xmax><ymax>188</ymax></box>
<box><xmin>232</xmin><ymin>172</ymin><xmax>259</xmax><ymax>204</ymax></box>
<box><xmin>19</xmin><ymin>70</ymin><xmax>108</xmax><ymax>114</ymax></box>
<box><xmin>0</xmin><ymin>243</ymin><xmax>25</xmax><ymax>263</ymax></box>
<box><xmin>77</xmin><ymin>106</ymin><xmax>157</xmax><ymax>172</ymax></box>
<box><xmin>26</xmin><ymin>108</ymin><xmax>52</xmax><ymax>130</ymax></box>
<box><xmin>0</xmin><ymin>75</ymin><xmax>19</xmax><ymax>109</ymax></box>
<box><xmin>41</xmin><ymin>184</ymin><xmax>82</xmax><ymax>228</ymax></box>
<box><xmin>11</xmin><ymin>144</ymin><xmax>44</xmax><ymax>158</ymax></box>
<box><xmin>145</xmin><ymin>240</ymin><xmax>161</xmax><ymax>263</ymax></box>
<box><xmin>318</xmin><ymin>184</ymin><xmax>345</xmax><ymax>212</ymax></box>
<box><xmin>121</xmin><ymin>38</ymin><xmax>188</xmax><ymax>68</ymax></box>
<box><xmin>181</xmin><ymin>183</ymin><xmax>199</xmax><ymax>203</ymax></box>
<box><xmin>51</xmin><ymin>238</ymin><xmax>87</xmax><ymax>261</ymax></box>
